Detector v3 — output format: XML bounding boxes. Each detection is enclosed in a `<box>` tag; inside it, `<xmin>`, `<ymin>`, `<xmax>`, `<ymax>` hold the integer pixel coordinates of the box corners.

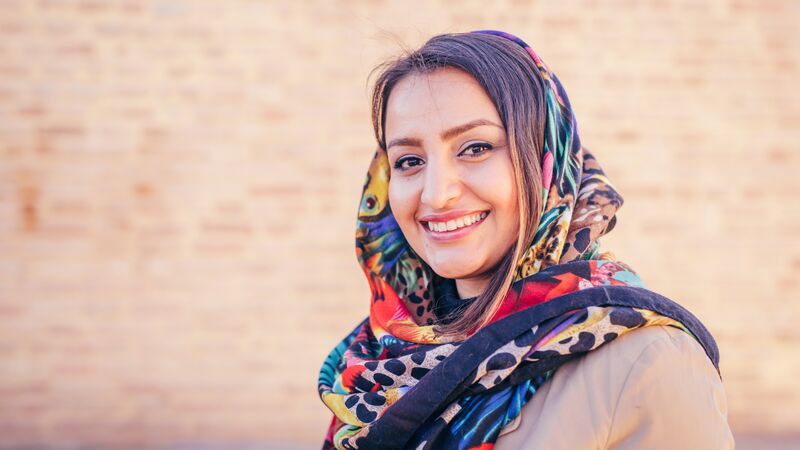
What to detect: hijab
<box><xmin>317</xmin><ymin>29</ymin><xmax>721</xmax><ymax>450</ymax></box>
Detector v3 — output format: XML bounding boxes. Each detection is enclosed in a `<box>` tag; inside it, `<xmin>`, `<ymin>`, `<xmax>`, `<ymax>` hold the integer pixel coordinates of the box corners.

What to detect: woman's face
<box><xmin>385</xmin><ymin>67</ymin><xmax>519</xmax><ymax>298</ymax></box>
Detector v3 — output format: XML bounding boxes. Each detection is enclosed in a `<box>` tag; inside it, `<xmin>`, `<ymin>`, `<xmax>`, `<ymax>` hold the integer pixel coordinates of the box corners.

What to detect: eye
<box><xmin>393</xmin><ymin>156</ymin><xmax>424</xmax><ymax>171</ymax></box>
<box><xmin>460</xmin><ymin>143</ymin><xmax>494</xmax><ymax>158</ymax></box>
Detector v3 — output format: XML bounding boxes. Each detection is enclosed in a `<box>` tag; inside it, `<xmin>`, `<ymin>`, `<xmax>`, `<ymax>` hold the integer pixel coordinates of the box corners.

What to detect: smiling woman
<box><xmin>317</xmin><ymin>30</ymin><xmax>734</xmax><ymax>449</ymax></box>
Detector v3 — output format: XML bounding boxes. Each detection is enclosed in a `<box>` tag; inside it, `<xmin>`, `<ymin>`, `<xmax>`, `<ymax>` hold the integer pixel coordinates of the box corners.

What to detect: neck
<box><xmin>454</xmin><ymin>275</ymin><xmax>491</xmax><ymax>300</ymax></box>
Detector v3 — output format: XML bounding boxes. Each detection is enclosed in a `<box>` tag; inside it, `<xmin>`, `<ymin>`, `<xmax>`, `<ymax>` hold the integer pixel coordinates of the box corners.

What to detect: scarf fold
<box><xmin>317</xmin><ymin>29</ymin><xmax>721</xmax><ymax>450</ymax></box>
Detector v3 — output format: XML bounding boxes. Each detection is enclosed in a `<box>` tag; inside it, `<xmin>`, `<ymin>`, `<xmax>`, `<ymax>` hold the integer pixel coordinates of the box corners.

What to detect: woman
<box><xmin>317</xmin><ymin>30</ymin><xmax>734</xmax><ymax>449</ymax></box>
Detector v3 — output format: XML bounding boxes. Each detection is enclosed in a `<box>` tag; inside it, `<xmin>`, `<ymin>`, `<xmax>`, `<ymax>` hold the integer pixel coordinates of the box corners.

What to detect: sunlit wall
<box><xmin>0</xmin><ymin>1</ymin><xmax>797</xmax><ymax>448</ymax></box>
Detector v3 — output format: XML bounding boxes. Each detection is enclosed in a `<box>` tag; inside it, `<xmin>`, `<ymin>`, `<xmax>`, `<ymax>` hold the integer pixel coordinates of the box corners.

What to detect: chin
<box><xmin>429</xmin><ymin>260</ymin><xmax>483</xmax><ymax>280</ymax></box>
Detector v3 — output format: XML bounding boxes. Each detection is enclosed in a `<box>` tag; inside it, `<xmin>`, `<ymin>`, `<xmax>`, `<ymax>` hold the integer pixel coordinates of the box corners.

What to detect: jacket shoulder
<box><xmin>602</xmin><ymin>325</ymin><xmax>733</xmax><ymax>449</ymax></box>
<box><xmin>494</xmin><ymin>325</ymin><xmax>734</xmax><ymax>450</ymax></box>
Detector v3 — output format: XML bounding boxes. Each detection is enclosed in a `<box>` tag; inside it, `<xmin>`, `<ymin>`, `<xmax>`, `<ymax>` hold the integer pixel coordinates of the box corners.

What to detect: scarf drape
<box><xmin>317</xmin><ymin>29</ymin><xmax>721</xmax><ymax>450</ymax></box>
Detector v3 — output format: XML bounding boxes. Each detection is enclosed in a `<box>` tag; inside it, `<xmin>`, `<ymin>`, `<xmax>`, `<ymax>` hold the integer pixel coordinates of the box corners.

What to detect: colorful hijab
<box><xmin>317</xmin><ymin>30</ymin><xmax>721</xmax><ymax>450</ymax></box>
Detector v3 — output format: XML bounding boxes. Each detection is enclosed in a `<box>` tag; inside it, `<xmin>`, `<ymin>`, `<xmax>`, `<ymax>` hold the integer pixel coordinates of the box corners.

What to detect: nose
<box><xmin>419</xmin><ymin>157</ymin><xmax>462</xmax><ymax>210</ymax></box>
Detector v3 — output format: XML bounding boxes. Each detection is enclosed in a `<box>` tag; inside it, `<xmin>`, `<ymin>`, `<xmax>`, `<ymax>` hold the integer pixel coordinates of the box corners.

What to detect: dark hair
<box><xmin>368</xmin><ymin>32</ymin><xmax>547</xmax><ymax>338</ymax></box>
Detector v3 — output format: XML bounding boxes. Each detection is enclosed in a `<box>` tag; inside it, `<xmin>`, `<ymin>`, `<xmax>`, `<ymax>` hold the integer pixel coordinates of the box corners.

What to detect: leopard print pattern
<box><xmin>329</xmin><ymin>305</ymin><xmax>689</xmax><ymax>448</ymax></box>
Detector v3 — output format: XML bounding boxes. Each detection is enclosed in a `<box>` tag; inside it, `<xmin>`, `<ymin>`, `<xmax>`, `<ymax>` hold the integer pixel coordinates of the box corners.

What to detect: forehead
<box><xmin>384</xmin><ymin>67</ymin><xmax>501</xmax><ymax>138</ymax></box>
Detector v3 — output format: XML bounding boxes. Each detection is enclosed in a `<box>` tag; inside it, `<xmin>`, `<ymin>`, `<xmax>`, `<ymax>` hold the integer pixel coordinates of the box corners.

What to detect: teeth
<box><xmin>427</xmin><ymin>211</ymin><xmax>488</xmax><ymax>233</ymax></box>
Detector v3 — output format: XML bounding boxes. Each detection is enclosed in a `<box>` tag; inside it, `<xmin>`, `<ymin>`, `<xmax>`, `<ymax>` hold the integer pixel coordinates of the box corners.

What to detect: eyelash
<box><xmin>392</xmin><ymin>143</ymin><xmax>494</xmax><ymax>171</ymax></box>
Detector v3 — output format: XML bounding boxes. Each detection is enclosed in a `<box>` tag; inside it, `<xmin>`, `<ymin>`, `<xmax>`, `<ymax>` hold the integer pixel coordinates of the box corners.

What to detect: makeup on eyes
<box><xmin>391</xmin><ymin>142</ymin><xmax>495</xmax><ymax>172</ymax></box>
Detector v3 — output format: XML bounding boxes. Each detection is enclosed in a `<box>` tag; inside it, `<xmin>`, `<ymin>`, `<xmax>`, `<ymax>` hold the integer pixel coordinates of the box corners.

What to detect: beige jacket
<box><xmin>493</xmin><ymin>325</ymin><xmax>735</xmax><ymax>449</ymax></box>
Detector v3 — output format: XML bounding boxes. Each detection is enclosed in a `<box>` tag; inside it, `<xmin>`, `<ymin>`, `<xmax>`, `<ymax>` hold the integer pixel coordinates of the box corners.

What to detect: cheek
<box><xmin>388</xmin><ymin>179</ymin><xmax>419</xmax><ymax>225</ymax></box>
<box><xmin>498</xmin><ymin>174</ymin><xmax>519</xmax><ymax>229</ymax></box>
<box><xmin>498</xmin><ymin>177</ymin><xmax>518</xmax><ymax>214</ymax></box>
<box><xmin>501</xmin><ymin>180</ymin><xmax>521</xmax><ymax>244</ymax></box>
<box><xmin>472</xmin><ymin>158</ymin><xmax>518</xmax><ymax>212</ymax></box>
<box><xmin>470</xmin><ymin>159</ymin><xmax>519</xmax><ymax>241</ymax></box>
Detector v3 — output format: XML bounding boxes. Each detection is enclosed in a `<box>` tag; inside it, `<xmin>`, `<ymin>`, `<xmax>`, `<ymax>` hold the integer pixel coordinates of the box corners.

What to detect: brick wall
<box><xmin>0</xmin><ymin>0</ymin><xmax>797</xmax><ymax>448</ymax></box>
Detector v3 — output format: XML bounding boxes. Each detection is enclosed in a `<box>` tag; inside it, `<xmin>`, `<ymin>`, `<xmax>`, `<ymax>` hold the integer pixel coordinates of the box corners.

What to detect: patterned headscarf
<box><xmin>318</xmin><ymin>30</ymin><xmax>721</xmax><ymax>449</ymax></box>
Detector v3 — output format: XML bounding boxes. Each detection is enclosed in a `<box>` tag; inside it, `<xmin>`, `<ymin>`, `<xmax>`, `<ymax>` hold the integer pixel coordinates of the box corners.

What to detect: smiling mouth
<box><xmin>421</xmin><ymin>211</ymin><xmax>489</xmax><ymax>234</ymax></box>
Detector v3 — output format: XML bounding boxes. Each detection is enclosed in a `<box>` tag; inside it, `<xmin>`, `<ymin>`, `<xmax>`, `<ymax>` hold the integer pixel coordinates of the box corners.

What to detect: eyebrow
<box><xmin>386</xmin><ymin>118</ymin><xmax>504</xmax><ymax>151</ymax></box>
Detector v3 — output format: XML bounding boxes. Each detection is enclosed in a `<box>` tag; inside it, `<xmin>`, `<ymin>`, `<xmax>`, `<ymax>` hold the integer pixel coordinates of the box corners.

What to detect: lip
<box><xmin>418</xmin><ymin>209</ymin><xmax>489</xmax><ymax>222</ymax></box>
<box><xmin>420</xmin><ymin>210</ymin><xmax>490</xmax><ymax>242</ymax></box>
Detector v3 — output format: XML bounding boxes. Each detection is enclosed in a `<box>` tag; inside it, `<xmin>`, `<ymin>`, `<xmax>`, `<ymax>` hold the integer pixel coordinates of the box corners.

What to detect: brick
<box><xmin>0</xmin><ymin>0</ymin><xmax>796</xmax><ymax>447</ymax></box>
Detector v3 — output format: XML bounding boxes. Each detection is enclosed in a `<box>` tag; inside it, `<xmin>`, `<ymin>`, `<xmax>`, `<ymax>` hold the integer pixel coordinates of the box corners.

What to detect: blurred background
<box><xmin>0</xmin><ymin>0</ymin><xmax>798</xmax><ymax>449</ymax></box>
